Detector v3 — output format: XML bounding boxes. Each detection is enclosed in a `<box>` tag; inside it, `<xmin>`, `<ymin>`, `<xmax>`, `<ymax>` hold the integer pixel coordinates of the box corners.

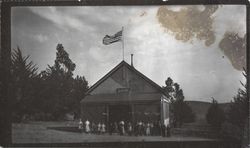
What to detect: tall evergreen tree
<box><xmin>11</xmin><ymin>47</ymin><xmax>38</xmax><ymax>122</ymax></box>
<box><xmin>164</xmin><ymin>77</ymin><xmax>174</xmax><ymax>102</ymax></box>
<box><xmin>39</xmin><ymin>44</ymin><xmax>75</xmax><ymax>119</ymax></box>
<box><xmin>40</xmin><ymin>44</ymin><xmax>88</xmax><ymax>120</ymax></box>
<box><xmin>220</xmin><ymin>68</ymin><xmax>248</xmax><ymax>143</ymax></box>
<box><xmin>228</xmin><ymin>68</ymin><xmax>247</xmax><ymax>129</ymax></box>
<box><xmin>70</xmin><ymin>75</ymin><xmax>89</xmax><ymax>119</ymax></box>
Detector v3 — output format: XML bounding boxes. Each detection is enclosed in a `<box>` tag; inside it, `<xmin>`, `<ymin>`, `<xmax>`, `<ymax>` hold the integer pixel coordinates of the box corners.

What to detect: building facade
<box><xmin>80</xmin><ymin>61</ymin><xmax>169</xmax><ymax>128</ymax></box>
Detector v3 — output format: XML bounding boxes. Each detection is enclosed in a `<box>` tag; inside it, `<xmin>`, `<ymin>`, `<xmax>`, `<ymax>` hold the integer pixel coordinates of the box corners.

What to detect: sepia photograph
<box><xmin>0</xmin><ymin>2</ymin><xmax>248</xmax><ymax>147</ymax></box>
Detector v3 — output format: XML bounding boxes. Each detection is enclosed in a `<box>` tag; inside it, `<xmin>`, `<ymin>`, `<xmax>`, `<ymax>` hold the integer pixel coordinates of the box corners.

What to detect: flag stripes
<box><xmin>103</xmin><ymin>30</ymin><xmax>123</xmax><ymax>45</ymax></box>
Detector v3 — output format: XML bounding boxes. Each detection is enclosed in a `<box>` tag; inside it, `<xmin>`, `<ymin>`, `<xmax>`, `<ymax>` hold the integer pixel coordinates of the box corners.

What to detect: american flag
<box><xmin>103</xmin><ymin>30</ymin><xmax>123</xmax><ymax>45</ymax></box>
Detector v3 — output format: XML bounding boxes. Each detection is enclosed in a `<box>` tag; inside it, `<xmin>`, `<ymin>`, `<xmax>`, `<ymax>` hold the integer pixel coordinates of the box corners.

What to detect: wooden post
<box><xmin>160</xmin><ymin>99</ymin><xmax>163</xmax><ymax>126</ymax></box>
<box><xmin>106</xmin><ymin>105</ymin><xmax>109</xmax><ymax>132</ymax></box>
<box><xmin>132</xmin><ymin>104</ymin><xmax>135</xmax><ymax>126</ymax></box>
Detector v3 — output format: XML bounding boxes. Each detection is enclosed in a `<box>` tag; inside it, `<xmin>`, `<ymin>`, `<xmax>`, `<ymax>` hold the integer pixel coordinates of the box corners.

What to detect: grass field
<box><xmin>12</xmin><ymin>121</ymin><xmax>217</xmax><ymax>143</ymax></box>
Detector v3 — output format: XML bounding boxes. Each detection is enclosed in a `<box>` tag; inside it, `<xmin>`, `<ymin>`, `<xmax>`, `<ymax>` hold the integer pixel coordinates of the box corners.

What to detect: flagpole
<box><xmin>122</xmin><ymin>26</ymin><xmax>124</xmax><ymax>61</ymax></box>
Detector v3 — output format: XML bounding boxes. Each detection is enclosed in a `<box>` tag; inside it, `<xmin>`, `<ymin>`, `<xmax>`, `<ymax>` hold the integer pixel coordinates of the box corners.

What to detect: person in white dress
<box><xmin>101</xmin><ymin>123</ymin><xmax>106</xmax><ymax>134</ymax></box>
<box><xmin>97</xmin><ymin>122</ymin><xmax>101</xmax><ymax>134</ymax></box>
<box><xmin>85</xmin><ymin>119</ymin><xmax>90</xmax><ymax>133</ymax></box>
<box><xmin>120</xmin><ymin>120</ymin><xmax>125</xmax><ymax>135</ymax></box>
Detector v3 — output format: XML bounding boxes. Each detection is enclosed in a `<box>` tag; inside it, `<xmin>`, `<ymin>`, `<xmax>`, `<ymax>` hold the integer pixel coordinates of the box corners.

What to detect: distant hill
<box><xmin>185</xmin><ymin>101</ymin><xmax>231</xmax><ymax>124</ymax></box>
<box><xmin>171</xmin><ymin>101</ymin><xmax>231</xmax><ymax>137</ymax></box>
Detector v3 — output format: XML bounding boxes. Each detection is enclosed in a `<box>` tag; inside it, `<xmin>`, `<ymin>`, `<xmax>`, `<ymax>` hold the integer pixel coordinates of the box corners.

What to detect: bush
<box><xmin>206</xmin><ymin>99</ymin><xmax>225</xmax><ymax>128</ymax></box>
<box><xmin>220</xmin><ymin>121</ymin><xmax>242</xmax><ymax>140</ymax></box>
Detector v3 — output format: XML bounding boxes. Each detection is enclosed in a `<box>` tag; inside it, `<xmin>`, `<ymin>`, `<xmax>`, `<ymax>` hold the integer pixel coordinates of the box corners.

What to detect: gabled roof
<box><xmin>86</xmin><ymin>60</ymin><xmax>168</xmax><ymax>97</ymax></box>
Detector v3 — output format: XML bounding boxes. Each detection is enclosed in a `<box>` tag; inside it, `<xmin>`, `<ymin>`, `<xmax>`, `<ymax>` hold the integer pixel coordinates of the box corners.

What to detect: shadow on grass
<box><xmin>47</xmin><ymin>126</ymin><xmax>81</xmax><ymax>133</ymax></box>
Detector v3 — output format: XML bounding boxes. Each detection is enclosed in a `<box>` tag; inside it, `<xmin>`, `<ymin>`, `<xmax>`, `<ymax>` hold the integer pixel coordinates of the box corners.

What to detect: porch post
<box><xmin>106</xmin><ymin>105</ymin><xmax>109</xmax><ymax>131</ymax></box>
<box><xmin>131</xmin><ymin>104</ymin><xmax>135</xmax><ymax>126</ymax></box>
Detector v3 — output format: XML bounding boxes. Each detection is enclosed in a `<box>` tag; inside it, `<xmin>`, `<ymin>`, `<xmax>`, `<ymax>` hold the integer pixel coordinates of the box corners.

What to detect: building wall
<box><xmin>90</xmin><ymin>78</ymin><xmax>125</xmax><ymax>94</ymax></box>
<box><xmin>134</xmin><ymin>102</ymin><xmax>161</xmax><ymax>123</ymax></box>
<box><xmin>91</xmin><ymin>66</ymin><xmax>159</xmax><ymax>95</ymax></box>
<box><xmin>82</xmin><ymin>63</ymin><xmax>169</xmax><ymax>127</ymax></box>
<box><xmin>81</xmin><ymin>104</ymin><xmax>106</xmax><ymax>124</ymax></box>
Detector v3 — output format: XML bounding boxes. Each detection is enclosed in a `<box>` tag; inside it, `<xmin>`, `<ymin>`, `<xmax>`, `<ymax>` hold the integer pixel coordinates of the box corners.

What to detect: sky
<box><xmin>11</xmin><ymin>5</ymin><xmax>246</xmax><ymax>103</ymax></box>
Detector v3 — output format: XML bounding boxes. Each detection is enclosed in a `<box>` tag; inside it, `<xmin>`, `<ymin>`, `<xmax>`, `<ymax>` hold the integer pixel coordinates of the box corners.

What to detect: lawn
<box><xmin>12</xmin><ymin>121</ymin><xmax>217</xmax><ymax>143</ymax></box>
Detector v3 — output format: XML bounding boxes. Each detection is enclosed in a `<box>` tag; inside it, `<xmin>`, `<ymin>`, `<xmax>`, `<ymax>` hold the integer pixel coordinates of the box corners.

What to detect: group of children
<box><xmin>78</xmin><ymin>119</ymin><xmax>171</xmax><ymax>137</ymax></box>
<box><xmin>78</xmin><ymin>119</ymin><xmax>106</xmax><ymax>134</ymax></box>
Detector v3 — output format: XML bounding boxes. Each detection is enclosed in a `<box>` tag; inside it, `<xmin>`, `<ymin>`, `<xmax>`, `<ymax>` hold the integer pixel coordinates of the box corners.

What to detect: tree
<box><xmin>70</xmin><ymin>75</ymin><xmax>89</xmax><ymax>119</ymax></box>
<box><xmin>54</xmin><ymin>44</ymin><xmax>76</xmax><ymax>77</ymax></box>
<box><xmin>39</xmin><ymin>44</ymin><xmax>76</xmax><ymax>119</ymax></box>
<box><xmin>10</xmin><ymin>47</ymin><xmax>38</xmax><ymax>122</ymax></box>
<box><xmin>164</xmin><ymin>77</ymin><xmax>175</xmax><ymax>102</ymax></box>
<box><xmin>39</xmin><ymin>44</ymin><xmax>88</xmax><ymax>120</ymax></box>
<box><xmin>220</xmin><ymin>68</ymin><xmax>248</xmax><ymax>144</ymax></box>
<box><xmin>172</xmin><ymin>83</ymin><xmax>195</xmax><ymax>127</ymax></box>
<box><xmin>163</xmin><ymin>77</ymin><xmax>195</xmax><ymax>127</ymax></box>
<box><xmin>165</xmin><ymin>77</ymin><xmax>174</xmax><ymax>91</ymax></box>
<box><xmin>227</xmin><ymin>68</ymin><xmax>247</xmax><ymax>133</ymax></box>
<box><xmin>206</xmin><ymin>98</ymin><xmax>225</xmax><ymax>128</ymax></box>
<box><xmin>9</xmin><ymin>44</ymin><xmax>89</xmax><ymax>121</ymax></box>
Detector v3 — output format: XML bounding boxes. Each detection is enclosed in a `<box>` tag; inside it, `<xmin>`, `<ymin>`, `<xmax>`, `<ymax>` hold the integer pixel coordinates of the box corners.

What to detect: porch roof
<box><xmin>81</xmin><ymin>93</ymin><xmax>165</xmax><ymax>104</ymax></box>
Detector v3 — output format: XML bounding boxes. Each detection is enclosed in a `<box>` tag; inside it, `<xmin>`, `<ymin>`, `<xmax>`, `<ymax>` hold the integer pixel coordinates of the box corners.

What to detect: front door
<box><xmin>109</xmin><ymin>105</ymin><xmax>132</xmax><ymax>123</ymax></box>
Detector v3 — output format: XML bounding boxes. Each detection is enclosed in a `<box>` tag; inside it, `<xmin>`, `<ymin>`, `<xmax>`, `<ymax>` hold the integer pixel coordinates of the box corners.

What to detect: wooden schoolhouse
<box><xmin>80</xmin><ymin>59</ymin><xmax>169</xmax><ymax>127</ymax></box>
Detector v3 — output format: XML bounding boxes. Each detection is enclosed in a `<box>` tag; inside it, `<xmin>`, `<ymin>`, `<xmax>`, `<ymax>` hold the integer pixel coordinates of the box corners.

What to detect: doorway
<box><xmin>109</xmin><ymin>105</ymin><xmax>132</xmax><ymax>123</ymax></box>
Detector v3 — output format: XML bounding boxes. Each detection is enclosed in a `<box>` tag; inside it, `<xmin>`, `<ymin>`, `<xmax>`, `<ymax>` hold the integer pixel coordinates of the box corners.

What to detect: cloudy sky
<box><xmin>11</xmin><ymin>5</ymin><xmax>246</xmax><ymax>103</ymax></box>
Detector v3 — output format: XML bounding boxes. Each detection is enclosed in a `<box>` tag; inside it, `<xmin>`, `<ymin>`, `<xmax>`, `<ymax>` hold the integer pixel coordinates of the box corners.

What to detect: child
<box><xmin>97</xmin><ymin>122</ymin><xmax>101</xmax><ymax>134</ymax></box>
<box><xmin>101</xmin><ymin>122</ymin><xmax>106</xmax><ymax>134</ymax></box>
<box><xmin>78</xmin><ymin>119</ymin><xmax>83</xmax><ymax>133</ymax></box>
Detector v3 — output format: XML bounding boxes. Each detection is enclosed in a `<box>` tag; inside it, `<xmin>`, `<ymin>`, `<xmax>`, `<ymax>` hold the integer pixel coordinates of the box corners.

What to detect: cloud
<box><xmin>29</xmin><ymin>7</ymin><xmax>96</xmax><ymax>33</ymax></box>
<box><xmin>88</xmin><ymin>46</ymin><xmax>112</xmax><ymax>62</ymax></box>
<box><xmin>33</xmin><ymin>34</ymin><xmax>48</xmax><ymax>43</ymax></box>
<box><xmin>156</xmin><ymin>5</ymin><xmax>218</xmax><ymax>46</ymax></box>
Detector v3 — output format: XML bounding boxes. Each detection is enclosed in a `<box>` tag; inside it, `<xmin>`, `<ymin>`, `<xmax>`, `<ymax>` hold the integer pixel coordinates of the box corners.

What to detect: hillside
<box><xmin>171</xmin><ymin>101</ymin><xmax>231</xmax><ymax>137</ymax></box>
<box><xmin>185</xmin><ymin>101</ymin><xmax>231</xmax><ymax>124</ymax></box>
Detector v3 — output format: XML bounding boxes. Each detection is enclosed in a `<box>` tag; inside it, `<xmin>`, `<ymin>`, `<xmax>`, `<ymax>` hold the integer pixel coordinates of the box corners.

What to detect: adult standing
<box><xmin>166</xmin><ymin>124</ymin><xmax>171</xmax><ymax>137</ymax></box>
<box><xmin>109</xmin><ymin>122</ymin><xmax>113</xmax><ymax>135</ymax></box>
<box><xmin>134</xmin><ymin>122</ymin><xmax>139</xmax><ymax>136</ymax></box>
<box><xmin>138</xmin><ymin>121</ymin><xmax>143</xmax><ymax>136</ymax></box>
<box><xmin>91</xmin><ymin>122</ymin><xmax>96</xmax><ymax>134</ymax></box>
<box><xmin>119</xmin><ymin>120</ymin><xmax>125</xmax><ymax>135</ymax></box>
<box><xmin>150</xmin><ymin>122</ymin><xmax>154</xmax><ymax>136</ymax></box>
<box><xmin>85</xmin><ymin>119</ymin><xmax>90</xmax><ymax>133</ymax></box>
<box><xmin>127</xmin><ymin>122</ymin><xmax>133</xmax><ymax>136</ymax></box>
<box><xmin>146</xmin><ymin>123</ymin><xmax>150</xmax><ymax>136</ymax></box>
<box><xmin>114</xmin><ymin>122</ymin><xmax>118</xmax><ymax>133</ymax></box>
<box><xmin>161</xmin><ymin>123</ymin><xmax>166</xmax><ymax>137</ymax></box>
